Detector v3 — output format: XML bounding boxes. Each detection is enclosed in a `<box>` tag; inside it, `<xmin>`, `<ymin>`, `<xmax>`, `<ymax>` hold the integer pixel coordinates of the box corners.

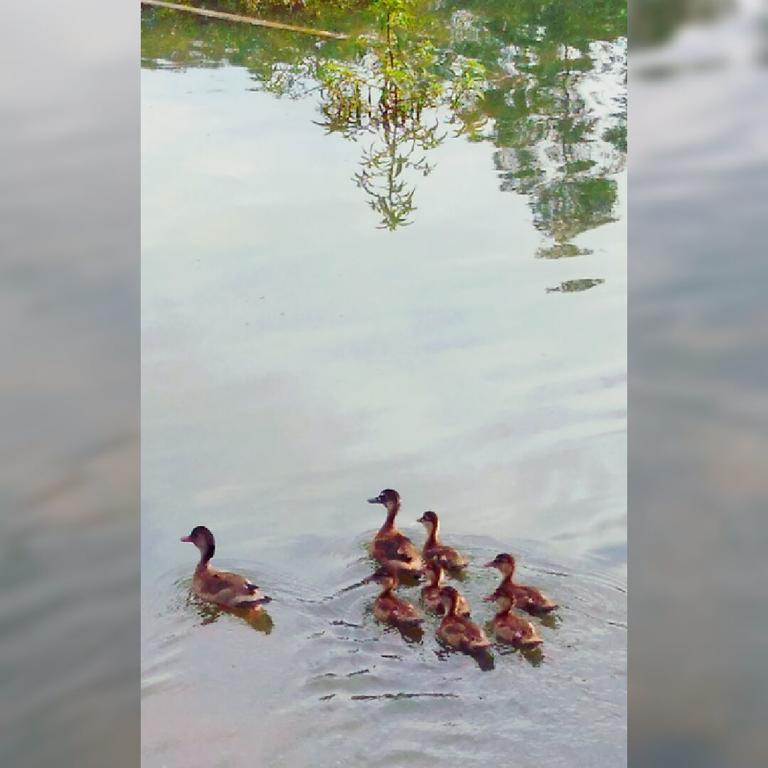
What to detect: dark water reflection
<box><xmin>142</xmin><ymin>2</ymin><xmax>625</xmax><ymax>764</ymax></box>
<box><xmin>185</xmin><ymin>588</ymin><xmax>276</xmax><ymax>631</ymax></box>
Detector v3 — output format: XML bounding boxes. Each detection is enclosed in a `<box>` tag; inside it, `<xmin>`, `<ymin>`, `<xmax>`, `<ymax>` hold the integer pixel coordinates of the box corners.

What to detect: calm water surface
<box><xmin>142</xmin><ymin>4</ymin><xmax>626</xmax><ymax>765</ymax></box>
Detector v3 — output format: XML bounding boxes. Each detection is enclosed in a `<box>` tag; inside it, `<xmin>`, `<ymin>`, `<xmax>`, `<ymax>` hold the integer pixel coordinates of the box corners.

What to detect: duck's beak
<box><xmin>180</xmin><ymin>535</ymin><xmax>192</xmax><ymax>543</ymax></box>
<box><xmin>416</xmin><ymin>515</ymin><xmax>425</xmax><ymax>523</ymax></box>
<box><xmin>483</xmin><ymin>559</ymin><xmax>497</xmax><ymax>568</ymax></box>
<box><xmin>368</xmin><ymin>495</ymin><xmax>383</xmax><ymax>504</ymax></box>
<box><xmin>483</xmin><ymin>593</ymin><xmax>496</xmax><ymax>603</ymax></box>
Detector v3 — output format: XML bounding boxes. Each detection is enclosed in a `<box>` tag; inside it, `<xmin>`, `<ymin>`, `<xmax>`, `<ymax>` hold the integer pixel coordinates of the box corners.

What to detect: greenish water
<box><xmin>142</xmin><ymin>2</ymin><xmax>626</xmax><ymax>765</ymax></box>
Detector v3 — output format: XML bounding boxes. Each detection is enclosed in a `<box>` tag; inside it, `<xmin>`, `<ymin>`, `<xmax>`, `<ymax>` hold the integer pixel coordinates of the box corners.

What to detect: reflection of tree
<box><xmin>314</xmin><ymin>53</ymin><xmax>443</xmax><ymax>229</ymax></box>
<box><xmin>313</xmin><ymin>2</ymin><xmax>484</xmax><ymax>228</ymax></box>
<box><xmin>141</xmin><ymin>0</ymin><xmax>626</xmax><ymax>240</ymax></box>
<box><xmin>631</xmin><ymin>0</ymin><xmax>733</xmax><ymax>48</ymax></box>
<box><xmin>474</xmin><ymin>23</ymin><xmax>627</xmax><ymax>257</ymax></box>
<box><xmin>546</xmin><ymin>278</ymin><xmax>604</xmax><ymax>293</ymax></box>
<box><xmin>353</xmin><ymin>121</ymin><xmax>439</xmax><ymax>230</ymax></box>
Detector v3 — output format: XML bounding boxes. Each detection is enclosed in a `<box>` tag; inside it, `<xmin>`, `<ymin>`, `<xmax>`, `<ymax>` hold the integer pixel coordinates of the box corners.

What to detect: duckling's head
<box><xmin>416</xmin><ymin>510</ymin><xmax>439</xmax><ymax>531</ymax></box>
<box><xmin>484</xmin><ymin>553</ymin><xmax>516</xmax><ymax>575</ymax></box>
<box><xmin>367</xmin><ymin>489</ymin><xmax>401</xmax><ymax>514</ymax></box>
<box><xmin>424</xmin><ymin>560</ymin><xmax>444</xmax><ymax>586</ymax></box>
<box><xmin>368</xmin><ymin>565</ymin><xmax>398</xmax><ymax>590</ymax></box>
<box><xmin>181</xmin><ymin>525</ymin><xmax>215</xmax><ymax>563</ymax></box>
<box><xmin>438</xmin><ymin>585</ymin><xmax>460</xmax><ymax>614</ymax></box>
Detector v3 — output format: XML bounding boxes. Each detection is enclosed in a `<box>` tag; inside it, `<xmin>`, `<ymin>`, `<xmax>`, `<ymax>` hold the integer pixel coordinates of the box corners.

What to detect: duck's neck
<box><xmin>378</xmin><ymin>505</ymin><xmax>400</xmax><ymax>535</ymax></box>
<box><xmin>425</xmin><ymin>521</ymin><xmax>440</xmax><ymax>548</ymax></box>
<box><xmin>379</xmin><ymin>582</ymin><xmax>395</xmax><ymax>598</ymax></box>
<box><xmin>500</xmin><ymin>567</ymin><xmax>515</xmax><ymax>587</ymax></box>
<box><xmin>428</xmin><ymin>569</ymin><xmax>442</xmax><ymax>588</ymax></box>
<box><xmin>495</xmin><ymin>602</ymin><xmax>512</xmax><ymax>619</ymax></box>
<box><xmin>196</xmin><ymin>543</ymin><xmax>214</xmax><ymax>569</ymax></box>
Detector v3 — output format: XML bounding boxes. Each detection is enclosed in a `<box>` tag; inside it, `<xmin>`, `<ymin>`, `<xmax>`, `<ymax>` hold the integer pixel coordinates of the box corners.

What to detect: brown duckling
<box><xmin>484</xmin><ymin>553</ymin><xmax>558</xmax><ymax>615</ymax></box>
<box><xmin>417</xmin><ymin>511</ymin><xmax>468</xmax><ymax>571</ymax></box>
<box><xmin>367</xmin><ymin>489</ymin><xmax>424</xmax><ymax>576</ymax></box>
<box><xmin>436</xmin><ymin>586</ymin><xmax>491</xmax><ymax>655</ymax></box>
<box><xmin>368</xmin><ymin>565</ymin><xmax>423</xmax><ymax>629</ymax></box>
<box><xmin>181</xmin><ymin>526</ymin><xmax>272</xmax><ymax>611</ymax></box>
<box><xmin>485</xmin><ymin>593</ymin><xmax>543</xmax><ymax>649</ymax></box>
<box><xmin>422</xmin><ymin>561</ymin><xmax>470</xmax><ymax>616</ymax></box>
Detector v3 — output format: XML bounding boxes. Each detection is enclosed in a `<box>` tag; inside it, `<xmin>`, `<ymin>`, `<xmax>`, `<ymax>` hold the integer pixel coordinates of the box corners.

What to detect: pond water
<box><xmin>141</xmin><ymin>3</ymin><xmax>626</xmax><ymax>765</ymax></box>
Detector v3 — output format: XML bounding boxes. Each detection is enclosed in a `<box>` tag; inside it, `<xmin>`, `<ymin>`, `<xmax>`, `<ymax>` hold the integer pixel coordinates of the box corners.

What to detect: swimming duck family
<box><xmin>179</xmin><ymin>490</ymin><xmax>559</xmax><ymax>664</ymax></box>
<box><xmin>181</xmin><ymin>525</ymin><xmax>272</xmax><ymax>611</ymax></box>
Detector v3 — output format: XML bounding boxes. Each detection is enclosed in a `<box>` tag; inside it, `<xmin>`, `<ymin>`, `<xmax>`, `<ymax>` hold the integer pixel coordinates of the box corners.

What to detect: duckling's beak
<box><xmin>483</xmin><ymin>593</ymin><xmax>496</xmax><ymax>603</ymax></box>
<box><xmin>483</xmin><ymin>559</ymin><xmax>498</xmax><ymax>568</ymax></box>
<box><xmin>180</xmin><ymin>535</ymin><xmax>192</xmax><ymax>543</ymax></box>
<box><xmin>416</xmin><ymin>515</ymin><xmax>425</xmax><ymax>523</ymax></box>
<box><xmin>368</xmin><ymin>495</ymin><xmax>383</xmax><ymax>504</ymax></box>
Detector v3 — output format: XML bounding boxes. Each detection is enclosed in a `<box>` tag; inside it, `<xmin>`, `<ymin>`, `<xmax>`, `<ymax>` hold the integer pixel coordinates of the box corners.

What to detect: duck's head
<box><xmin>181</xmin><ymin>525</ymin><xmax>215</xmax><ymax>563</ymax></box>
<box><xmin>424</xmin><ymin>559</ymin><xmax>444</xmax><ymax>586</ymax></box>
<box><xmin>367</xmin><ymin>489</ymin><xmax>401</xmax><ymax>514</ymax></box>
<box><xmin>437</xmin><ymin>585</ymin><xmax>460</xmax><ymax>615</ymax></box>
<box><xmin>416</xmin><ymin>510</ymin><xmax>439</xmax><ymax>531</ymax></box>
<box><xmin>484</xmin><ymin>552</ymin><xmax>516</xmax><ymax>575</ymax></box>
<box><xmin>368</xmin><ymin>565</ymin><xmax>398</xmax><ymax>591</ymax></box>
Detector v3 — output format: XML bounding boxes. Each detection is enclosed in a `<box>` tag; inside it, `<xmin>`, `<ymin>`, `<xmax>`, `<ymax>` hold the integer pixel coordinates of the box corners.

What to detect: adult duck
<box><xmin>436</xmin><ymin>586</ymin><xmax>491</xmax><ymax>655</ymax></box>
<box><xmin>367</xmin><ymin>489</ymin><xmax>424</xmax><ymax>576</ymax></box>
<box><xmin>484</xmin><ymin>553</ymin><xmax>558</xmax><ymax>615</ymax></box>
<box><xmin>368</xmin><ymin>565</ymin><xmax>423</xmax><ymax>630</ymax></box>
<box><xmin>416</xmin><ymin>510</ymin><xmax>468</xmax><ymax>571</ymax></box>
<box><xmin>422</xmin><ymin>561</ymin><xmax>470</xmax><ymax>616</ymax></box>
<box><xmin>181</xmin><ymin>525</ymin><xmax>272</xmax><ymax>611</ymax></box>
<box><xmin>486</xmin><ymin>593</ymin><xmax>543</xmax><ymax>649</ymax></box>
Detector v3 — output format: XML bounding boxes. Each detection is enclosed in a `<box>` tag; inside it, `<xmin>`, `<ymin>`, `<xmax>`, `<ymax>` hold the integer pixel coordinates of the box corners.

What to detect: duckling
<box><xmin>486</xmin><ymin>593</ymin><xmax>543</xmax><ymax>649</ymax></box>
<box><xmin>417</xmin><ymin>510</ymin><xmax>468</xmax><ymax>571</ymax></box>
<box><xmin>181</xmin><ymin>526</ymin><xmax>272</xmax><ymax>611</ymax></box>
<box><xmin>367</xmin><ymin>489</ymin><xmax>424</xmax><ymax>576</ymax></box>
<box><xmin>484</xmin><ymin>553</ymin><xmax>558</xmax><ymax>615</ymax></box>
<box><xmin>368</xmin><ymin>565</ymin><xmax>423</xmax><ymax>629</ymax></box>
<box><xmin>422</xmin><ymin>561</ymin><xmax>470</xmax><ymax>617</ymax></box>
<box><xmin>436</xmin><ymin>586</ymin><xmax>491</xmax><ymax>655</ymax></box>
